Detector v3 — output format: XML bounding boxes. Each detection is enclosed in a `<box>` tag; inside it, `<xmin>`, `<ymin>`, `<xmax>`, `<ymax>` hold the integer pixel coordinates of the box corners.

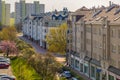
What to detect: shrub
<box><xmin>11</xmin><ymin>57</ymin><xmax>42</xmax><ymax>80</ymax></box>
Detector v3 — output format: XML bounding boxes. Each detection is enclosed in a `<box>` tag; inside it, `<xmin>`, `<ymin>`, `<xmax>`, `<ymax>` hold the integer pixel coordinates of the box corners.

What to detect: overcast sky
<box><xmin>4</xmin><ymin>0</ymin><xmax>120</xmax><ymax>13</ymax></box>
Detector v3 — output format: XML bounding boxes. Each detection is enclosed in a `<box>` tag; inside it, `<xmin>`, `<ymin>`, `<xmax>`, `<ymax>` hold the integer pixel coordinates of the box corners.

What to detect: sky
<box><xmin>4</xmin><ymin>0</ymin><xmax>120</xmax><ymax>13</ymax></box>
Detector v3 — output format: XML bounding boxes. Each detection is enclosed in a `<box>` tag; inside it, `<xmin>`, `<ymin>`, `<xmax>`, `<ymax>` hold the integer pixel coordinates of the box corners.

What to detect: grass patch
<box><xmin>11</xmin><ymin>57</ymin><xmax>42</xmax><ymax>80</ymax></box>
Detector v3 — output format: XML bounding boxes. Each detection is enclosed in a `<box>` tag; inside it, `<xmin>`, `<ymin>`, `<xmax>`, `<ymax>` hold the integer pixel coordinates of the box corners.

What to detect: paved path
<box><xmin>19</xmin><ymin>36</ymin><xmax>66</xmax><ymax>63</ymax></box>
<box><xmin>0</xmin><ymin>67</ymin><xmax>13</xmax><ymax>76</ymax></box>
<box><xmin>19</xmin><ymin>36</ymin><xmax>47</xmax><ymax>54</ymax></box>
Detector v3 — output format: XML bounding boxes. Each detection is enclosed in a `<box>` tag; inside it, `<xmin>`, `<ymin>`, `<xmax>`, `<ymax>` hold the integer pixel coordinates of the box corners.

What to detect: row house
<box><xmin>67</xmin><ymin>2</ymin><xmax>120</xmax><ymax>80</ymax></box>
<box><xmin>22</xmin><ymin>8</ymin><xmax>69</xmax><ymax>49</ymax></box>
<box><xmin>22</xmin><ymin>14</ymin><xmax>45</xmax><ymax>48</ymax></box>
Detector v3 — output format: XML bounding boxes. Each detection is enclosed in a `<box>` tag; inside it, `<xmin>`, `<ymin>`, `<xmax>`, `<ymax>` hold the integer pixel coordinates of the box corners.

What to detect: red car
<box><xmin>0</xmin><ymin>62</ymin><xmax>9</xmax><ymax>69</ymax></box>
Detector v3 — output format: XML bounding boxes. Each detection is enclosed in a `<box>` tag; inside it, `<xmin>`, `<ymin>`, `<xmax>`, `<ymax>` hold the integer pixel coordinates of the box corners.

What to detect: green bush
<box><xmin>11</xmin><ymin>57</ymin><xmax>42</xmax><ymax>80</ymax></box>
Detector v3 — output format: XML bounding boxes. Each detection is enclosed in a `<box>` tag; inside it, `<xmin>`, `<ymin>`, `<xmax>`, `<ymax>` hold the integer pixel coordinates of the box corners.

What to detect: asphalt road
<box><xmin>19</xmin><ymin>36</ymin><xmax>66</xmax><ymax>64</ymax></box>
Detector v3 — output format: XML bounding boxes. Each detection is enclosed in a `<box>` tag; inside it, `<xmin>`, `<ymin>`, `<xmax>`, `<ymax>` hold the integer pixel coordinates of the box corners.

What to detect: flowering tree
<box><xmin>0</xmin><ymin>40</ymin><xmax>18</xmax><ymax>57</ymax></box>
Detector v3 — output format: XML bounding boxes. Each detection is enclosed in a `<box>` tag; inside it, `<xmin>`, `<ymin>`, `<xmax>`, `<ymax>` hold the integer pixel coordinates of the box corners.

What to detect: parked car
<box><xmin>69</xmin><ymin>77</ymin><xmax>78</xmax><ymax>80</ymax></box>
<box><xmin>0</xmin><ymin>57</ymin><xmax>10</xmax><ymax>64</ymax></box>
<box><xmin>0</xmin><ymin>62</ymin><xmax>9</xmax><ymax>69</ymax></box>
<box><xmin>60</xmin><ymin>71</ymin><xmax>72</xmax><ymax>79</ymax></box>
<box><xmin>0</xmin><ymin>74</ymin><xmax>15</xmax><ymax>80</ymax></box>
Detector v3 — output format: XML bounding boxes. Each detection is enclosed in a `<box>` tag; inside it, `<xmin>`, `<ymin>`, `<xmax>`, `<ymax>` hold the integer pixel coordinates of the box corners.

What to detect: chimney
<box><xmin>109</xmin><ymin>1</ymin><xmax>112</xmax><ymax>6</ymax></box>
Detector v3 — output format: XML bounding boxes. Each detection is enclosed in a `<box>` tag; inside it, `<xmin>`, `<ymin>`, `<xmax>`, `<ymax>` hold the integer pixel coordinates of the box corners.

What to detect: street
<box><xmin>19</xmin><ymin>35</ymin><xmax>65</xmax><ymax>64</ymax></box>
<box><xmin>0</xmin><ymin>67</ymin><xmax>13</xmax><ymax>76</ymax></box>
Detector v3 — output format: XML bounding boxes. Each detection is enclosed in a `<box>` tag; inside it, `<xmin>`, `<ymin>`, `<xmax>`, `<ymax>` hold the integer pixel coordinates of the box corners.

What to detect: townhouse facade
<box><xmin>67</xmin><ymin>3</ymin><xmax>120</xmax><ymax>80</ymax></box>
<box><xmin>22</xmin><ymin>8</ymin><xmax>69</xmax><ymax>49</ymax></box>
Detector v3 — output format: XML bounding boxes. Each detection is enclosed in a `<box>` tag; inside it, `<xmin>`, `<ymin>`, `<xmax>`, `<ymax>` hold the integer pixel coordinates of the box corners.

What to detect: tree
<box><xmin>0</xmin><ymin>40</ymin><xmax>18</xmax><ymax>57</ymax></box>
<box><xmin>46</xmin><ymin>23</ymin><xmax>68</xmax><ymax>54</ymax></box>
<box><xmin>29</xmin><ymin>53</ymin><xmax>61</xmax><ymax>80</ymax></box>
<box><xmin>0</xmin><ymin>26</ymin><xmax>17</xmax><ymax>41</ymax></box>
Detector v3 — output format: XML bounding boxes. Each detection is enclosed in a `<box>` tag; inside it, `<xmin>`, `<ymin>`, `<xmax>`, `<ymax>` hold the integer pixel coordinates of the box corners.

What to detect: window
<box><xmin>71</xmin><ymin>58</ymin><xmax>74</xmax><ymax>67</ymax></box>
<box><xmin>93</xmin><ymin>27</ymin><xmax>97</xmax><ymax>34</ymax></box>
<box><xmin>91</xmin><ymin>66</ymin><xmax>95</xmax><ymax>78</ymax></box>
<box><xmin>111</xmin><ymin>44</ymin><xmax>116</xmax><ymax>53</ymax></box>
<box><xmin>75</xmin><ymin>60</ymin><xmax>79</xmax><ymax>69</ymax></box>
<box><xmin>86</xmin><ymin>27</ymin><xmax>91</xmax><ymax>33</ymax></box>
<box><xmin>110</xmin><ymin>59</ymin><xmax>116</xmax><ymax>66</ymax></box>
<box><xmin>99</xmin><ymin>28</ymin><xmax>102</xmax><ymax>35</ymax></box>
<box><xmin>111</xmin><ymin>29</ymin><xmax>116</xmax><ymax>37</ymax></box>
<box><xmin>118</xmin><ymin>61</ymin><xmax>120</xmax><ymax>69</ymax></box>
<box><xmin>118</xmin><ymin>45</ymin><xmax>120</xmax><ymax>54</ymax></box>
<box><xmin>109</xmin><ymin>75</ymin><xmax>114</xmax><ymax>80</ymax></box>
<box><xmin>118</xmin><ymin>30</ymin><xmax>120</xmax><ymax>38</ymax></box>
<box><xmin>86</xmin><ymin>39</ymin><xmax>91</xmax><ymax>45</ymax></box>
<box><xmin>99</xmin><ymin>43</ymin><xmax>102</xmax><ymax>49</ymax></box>
<box><xmin>84</xmin><ymin>65</ymin><xmax>88</xmax><ymax>74</ymax></box>
<box><xmin>80</xmin><ymin>63</ymin><xmax>83</xmax><ymax>72</ymax></box>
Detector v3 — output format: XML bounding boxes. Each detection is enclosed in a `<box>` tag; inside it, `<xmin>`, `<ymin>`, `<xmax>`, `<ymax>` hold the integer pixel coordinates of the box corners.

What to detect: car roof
<box><xmin>72</xmin><ymin>77</ymin><xmax>78</xmax><ymax>80</ymax></box>
<box><xmin>64</xmin><ymin>71</ymin><xmax>70</xmax><ymax>73</ymax></box>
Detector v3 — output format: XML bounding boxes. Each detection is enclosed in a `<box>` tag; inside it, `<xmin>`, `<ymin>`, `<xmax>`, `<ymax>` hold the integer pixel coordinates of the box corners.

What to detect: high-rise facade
<box><xmin>39</xmin><ymin>4</ymin><xmax>45</xmax><ymax>13</ymax></box>
<box><xmin>0</xmin><ymin>0</ymin><xmax>2</xmax><ymax>23</ymax></box>
<box><xmin>26</xmin><ymin>3</ymin><xmax>34</xmax><ymax>16</ymax></box>
<box><xmin>20</xmin><ymin>0</ymin><xmax>26</xmax><ymax>20</ymax></box>
<box><xmin>15</xmin><ymin>2</ymin><xmax>21</xmax><ymax>24</ymax></box>
<box><xmin>15</xmin><ymin>0</ymin><xmax>26</xmax><ymax>24</ymax></box>
<box><xmin>5</xmin><ymin>4</ymin><xmax>10</xmax><ymax>26</ymax></box>
<box><xmin>15</xmin><ymin>0</ymin><xmax>45</xmax><ymax>25</ymax></box>
<box><xmin>0</xmin><ymin>0</ymin><xmax>11</xmax><ymax>26</ymax></box>
<box><xmin>2</xmin><ymin>1</ymin><xmax>5</xmax><ymax>25</ymax></box>
<box><xmin>34</xmin><ymin>1</ymin><xmax>40</xmax><ymax>15</ymax></box>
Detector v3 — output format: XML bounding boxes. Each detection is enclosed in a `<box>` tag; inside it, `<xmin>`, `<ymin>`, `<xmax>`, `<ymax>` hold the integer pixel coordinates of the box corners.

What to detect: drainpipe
<box><xmin>89</xmin><ymin>22</ymin><xmax>93</xmax><ymax>78</ymax></box>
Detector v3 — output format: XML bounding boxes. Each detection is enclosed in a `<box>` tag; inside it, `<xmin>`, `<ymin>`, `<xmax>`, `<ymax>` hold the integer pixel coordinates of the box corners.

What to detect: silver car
<box><xmin>0</xmin><ymin>74</ymin><xmax>15</xmax><ymax>80</ymax></box>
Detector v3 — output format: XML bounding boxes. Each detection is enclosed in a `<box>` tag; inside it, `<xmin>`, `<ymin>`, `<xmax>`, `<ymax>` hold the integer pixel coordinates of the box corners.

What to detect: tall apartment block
<box><xmin>67</xmin><ymin>2</ymin><xmax>120</xmax><ymax>80</ymax></box>
<box><xmin>5</xmin><ymin>4</ymin><xmax>10</xmax><ymax>26</ymax></box>
<box><xmin>0</xmin><ymin>1</ymin><xmax>10</xmax><ymax>26</ymax></box>
<box><xmin>15</xmin><ymin>0</ymin><xmax>26</xmax><ymax>24</ymax></box>
<box><xmin>0</xmin><ymin>0</ymin><xmax>2</xmax><ymax>23</ymax></box>
<box><xmin>15</xmin><ymin>0</ymin><xmax>45</xmax><ymax>25</ymax></box>
<box><xmin>2</xmin><ymin>1</ymin><xmax>5</xmax><ymax>25</ymax></box>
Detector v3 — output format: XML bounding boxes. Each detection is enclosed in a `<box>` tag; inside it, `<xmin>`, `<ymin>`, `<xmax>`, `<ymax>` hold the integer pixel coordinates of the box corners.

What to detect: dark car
<box><xmin>0</xmin><ymin>74</ymin><xmax>16</xmax><ymax>80</ymax></box>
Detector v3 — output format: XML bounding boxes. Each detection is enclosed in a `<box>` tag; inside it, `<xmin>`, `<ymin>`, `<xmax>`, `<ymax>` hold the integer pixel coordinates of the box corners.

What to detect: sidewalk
<box><xmin>19</xmin><ymin>36</ymin><xmax>47</xmax><ymax>54</ymax></box>
<box><xmin>19</xmin><ymin>36</ymin><xmax>66</xmax><ymax>63</ymax></box>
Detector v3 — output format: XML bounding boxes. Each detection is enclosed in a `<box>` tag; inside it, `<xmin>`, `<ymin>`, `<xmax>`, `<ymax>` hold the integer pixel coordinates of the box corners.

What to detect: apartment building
<box><xmin>15</xmin><ymin>0</ymin><xmax>45</xmax><ymax>25</ymax></box>
<box><xmin>5</xmin><ymin>4</ymin><xmax>10</xmax><ymax>26</ymax></box>
<box><xmin>67</xmin><ymin>3</ymin><xmax>120</xmax><ymax>80</ymax></box>
<box><xmin>23</xmin><ymin>8</ymin><xmax>69</xmax><ymax>49</ymax></box>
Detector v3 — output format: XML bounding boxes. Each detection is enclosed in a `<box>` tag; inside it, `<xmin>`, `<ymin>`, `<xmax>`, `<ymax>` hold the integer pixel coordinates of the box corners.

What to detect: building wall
<box><xmin>5</xmin><ymin>4</ymin><xmax>10</xmax><ymax>26</ymax></box>
<box><xmin>0</xmin><ymin>0</ymin><xmax>2</xmax><ymax>23</ymax></box>
<box><xmin>39</xmin><ymin>4</ymin><xmax>45</xmax><ymax>13</ymax></box>
<box><xmin>15</xmin><ymin>2</ymin><xmax>21</xmax><ymax>24</ymax></box>
<box><xmin>2</xmin><ymin>1</ymin><xmax>5</xmax><ymax>25</ymax></box>
<box><xmin>26</xmin><ymin>3</ymin><xmax>34</xmax><ymax>16</ymax></box>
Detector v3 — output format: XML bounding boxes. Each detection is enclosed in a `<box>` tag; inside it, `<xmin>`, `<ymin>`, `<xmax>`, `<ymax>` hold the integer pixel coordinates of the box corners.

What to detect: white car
<box><xmin>0</xmin><ymin>57</ymin><xmax>10</xmax><ymax>64</ymax></box>
<box><xmin>71</xmin><ymin>77</ymin><xmax>78</xmax><ymax>80</ymax></box>
<box><xmin>60</xmin><ymin>71</ymin><xmax>71</xmax><ymax>78</ymax></box>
